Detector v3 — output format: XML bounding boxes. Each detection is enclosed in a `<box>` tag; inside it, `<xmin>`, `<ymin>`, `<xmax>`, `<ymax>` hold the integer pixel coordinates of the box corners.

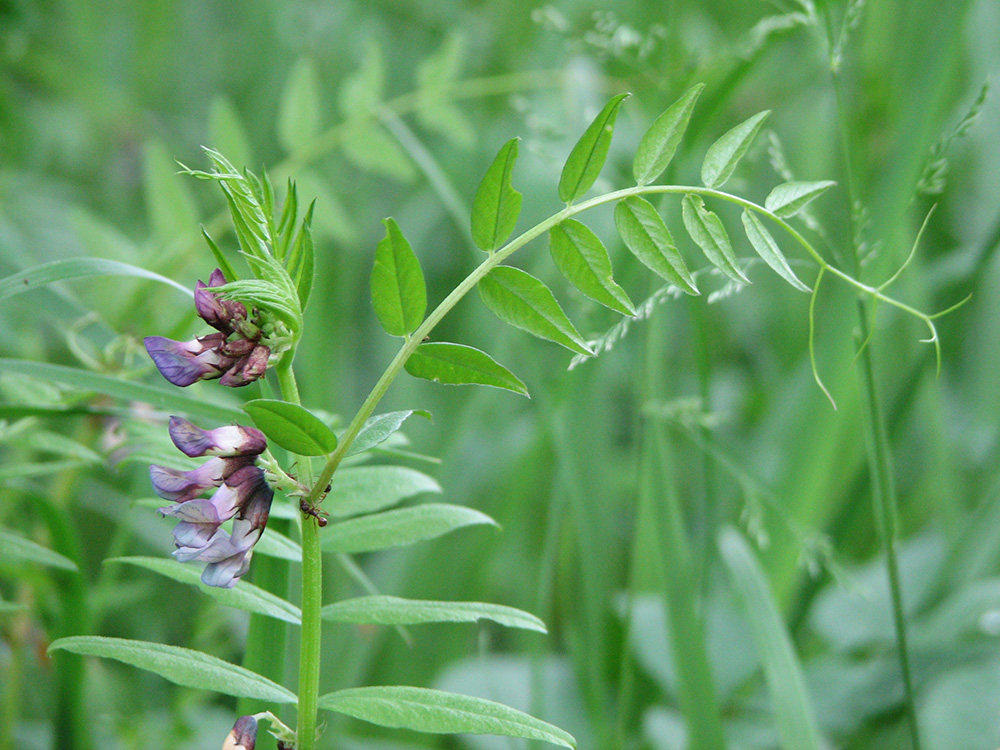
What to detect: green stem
<box><xmin>272</xmin><ymin>358</ymin><xmax>324</xmax><ymax>750</ymax></box>
<box><xmin>824</xmin><ymin>22</ymin><xmax>923</xmax><ymax>744</ymax></box>
<box><xmin>296</xmin><ymin>518</ymin><xmax>323</xmax><ymax>750</ymax></box>
<box><xmin>305</xmin><ymin>184</ymin><xmax>932</xmax><ymax>507</ymax></box>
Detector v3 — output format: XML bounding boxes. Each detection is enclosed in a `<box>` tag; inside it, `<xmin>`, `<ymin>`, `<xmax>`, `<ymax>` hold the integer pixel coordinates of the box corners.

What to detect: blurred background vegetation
<box><xmin>1</xmin><ymin>0</ymin><xmax>999</xmax><ymax>749</ymax></box>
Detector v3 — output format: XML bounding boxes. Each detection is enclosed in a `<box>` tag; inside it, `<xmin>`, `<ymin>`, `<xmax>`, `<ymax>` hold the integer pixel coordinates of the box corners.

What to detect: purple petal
<box><xmin>144</xmin><ymin>336</ymin><xmax>220</xmax><ymax>387</ymax></box>
<box><xmin>168</xmin><ymin>417</ymin><xmax>267</xmax><ymax>457</ymax></box>
<box><xmin>201</xmin><ymin>548</ymin><xmax>253</xmax><ymax>588</ymax></box>
<box><xmin>149</xmin><ymin>458</ymin><xmax>226</xmax><ymax>502</ymax></box>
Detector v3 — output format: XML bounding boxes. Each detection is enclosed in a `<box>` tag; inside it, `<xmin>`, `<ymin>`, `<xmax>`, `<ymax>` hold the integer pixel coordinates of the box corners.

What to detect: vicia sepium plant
<box><xmin>48</xmin><ymin>85</ymin><xmax>960</xmax><ymax>750</ymax></box>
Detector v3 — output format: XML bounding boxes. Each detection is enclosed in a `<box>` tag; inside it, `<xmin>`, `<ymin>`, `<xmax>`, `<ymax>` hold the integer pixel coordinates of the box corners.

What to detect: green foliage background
<box><xmin>2</xmin><ymin>1</ymin><xmax>999</xmax><ymax>749</ymax></box>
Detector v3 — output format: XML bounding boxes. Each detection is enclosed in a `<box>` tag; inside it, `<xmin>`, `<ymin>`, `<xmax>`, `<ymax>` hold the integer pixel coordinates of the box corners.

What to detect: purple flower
<box><xmin>152</xmin><ymin>416</ymin><xmax>273</xmax><ymax>588</ymax></box>
<box><xmin>168</xmin><ymin>416</ymin><xmax>266</xmax><ymax>458</ymax></box>
<box><xmin>146</xmin><ymin>268</ymin><xmax>272</xmax><ymax>388</ymax></box>
<box><xmin>169</xmin><ymin>467</ymin><xmax>274</xmax><ymax>588</ymax></box>
<box><xmin>222</xmin><ymin>715</ymin><xmax>258</xmax><ymax>750</ymax></box>
<box><xmin>144</xmin><ymin>333</ymin><xmax>234</xmax><ymax>387</ymax></box>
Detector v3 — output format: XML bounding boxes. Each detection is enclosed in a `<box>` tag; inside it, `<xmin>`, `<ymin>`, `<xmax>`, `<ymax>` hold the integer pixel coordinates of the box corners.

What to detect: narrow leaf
<box><xmin>318</xmin><ymin>686</ymin><xmax>575</xmax><ymax>748</ymax></box>
<box><xmin>478</xmin><ymin>266</ymin><xmax>592</xmax><ymax>356</ymax></box>
<box><xmin>327</xmin><ymin>466</ymin><xmax>441</xmax><ymax>519</ymax></box>
<box><xmin>701</xmin><ymin>110</ymin><xmax>770</xmax><ymax>188</ymax></box>
<box><xmin>0</xmin><ymin>258</ymin><xmax>192</xmax><ymax>301</ymax></box>
<box><xmin>348</xmin><ymin>410</ymin><xmax>433</xmax><ymax>456</ymax></box>
<box><xmin>613</xmin><ymin>197</ymin><xmax>698</xmax><ymax>294</ymax></box>
<box><xmin>49</xmin><ymin>636</ymin><xmax>297</xmax><ymax>703</ymax></box>
<box><xmin>404</xmin><ymin>342</ymin><xmax>528</xmax><ymax>396</ymax></box>
<box><xmin>0</xmin><ymin>529</ymin><xmax>77</xmax><ymax>571</ymax></box>
<box><xmin>201</xmin><ymin>227</ymin><xmax>240</xmax><ymax>284</ymax></box>
<box><xmin>741</xmin><ymin>210</ymin><xmax>811</xmax><ymax>292</ymax></box>
<box><xmin>322</xmin><ymin>503</ymin><xmax>496</xmax><ymax>554</ymax></box>
<box><xmin>322</xmin><ymin>595</ymin><xmax>546</xmax><ymax>632</ymax></box>
<box><xmin>764</xmin><ymin>180</ymin><xmax>836</xmax><ymax>218</ymax></box>
<box><xmin>243</xmin><ymin>399</ymin><xmax>338</xmax><ymax>456</ymax></box>
<box><xmin>718</xmin><ymin>528</ymin><xmax>823</xmax><ymax>750</ymax></box>
<box><xmin>681</xmin><ymin>194</ymin><xmax>749</xmax><ymax>284</ymax></box>
<box><xmin>289</xmin><ymin>200</ymin><xmax>316</xmax><ymax>311</ymax></box>
<box><xmin>558</xmin><ymin>94</ymin><xmax>630</xmax><ymax>204</ymax></box>
<box><xmin>550</xmin><ymin>220</ymin><xmax>635</xmax><ymax>316</ymax></box>
<box><xmin>633</xmin><ymin>83</ymin><xmax>705</xmax><ymax>185</ymax></box>
<box><xmin>471</xmin><ymin>138</ymin><xmax>523</xmax><ymax>252</ymax></box>
<box><xmin>109</xmin><ymin>557</ymin><xmax>301</xmax><ymax>624</ymax></box>
<box><xmin>277</xmin><ymin>57</ymin><xmax>322</xmax><ymax>154</ymax></box>
<box><xmin>0</xmin><ymin>359</ymin><xmax>245</xmax><ymax>424</ymax></box>
<box><xmin>371</xmin><ymin>218</ymin><xmax>427</xmax><ymax>337</ymax></box>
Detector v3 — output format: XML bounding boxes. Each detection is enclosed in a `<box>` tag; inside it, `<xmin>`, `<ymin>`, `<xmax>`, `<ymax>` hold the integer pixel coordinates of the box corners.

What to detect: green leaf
<box><xmin>550</xmin><ymin>220</ymin><xmax>635</xmax><ymax>316</ymax></box>
<box><xmin>321</xmin><ymin>503</ymin><xmax>497</xmax><ymax>554</ymax></box>
<box><xmin>471</xmin><ymin>138</ymin><xmax>523</xmax><ymax>252</ymax></box>
<box><xmin>558</xmin><ymin>93</ymin><xmax>630</xmax><ymax>204</ymax></box>
<box><xmin>718</xmin><ymin>528</ymin><xmax>823</xmax><ymax>750</ymax></box>
<box><xmin>0</xmin><ymin>258</ymin><xmax>192</xmax><ymax>301</ymax></box>
<box><xmin>201</xmin><ymin>227</ymin><xmax>240</xmax><ymax>284</ymax></box>
<box><xmin>741</xmin><ymin>210</ymin><xmax>811</xmax><ymax>292</ymax></box>
<box><xmin>342</xmin><ymin>126</ymin><xmax>416</xmax><ymax>181</ymax></box>
<box><xmin>348</xmin><ymin>410</ymin><xmax>433</xmax><ymax>456</ymax></box>
<box><xmin>0</xmin><ymin>360</ymin><xmax>245</xmax><ymax>424</ymax></box>
<box><xmin>404</xmin><ymin>342</ymin><xmax>528</xmax><ymax>396</ymax></box>
<box><xmin>338</xmin><ymin>40</ymin><xmax>385</xmax><ymax>115</ymax></box>
<box><xmin>0</xmin><ymin>529</ymin><xmax>77</xmax><ymax>571</ymax></box>
<box><xmin>371</xmin><ymin>218</ymin><xmax>427</xmax><ymax>337</ymax></box>
<box><xmin>49</xmin><ymin>636</ymin><xmax>297</xmax><ymax>703</ymax></box>
<box><xmin>327</xmin><ymin>466</ymin><xmax>441</xmax><ymax>519</ymax></box>
<box><xmin>322</xmin><ymin>595</ymin><xmax>546</xmax><ymax>632</ymax></box>
<box><xmin>680</xmin><ymin>194</ymin><xmax>749</xmax><ymax>284</ymax></box>
<box><xmin>318</xmin><ymin>686</ymin><xmax>575</xmax><ymax>748</ymax></box>
<box><xmin>253</xmin><ymin>528</ymin><xmax>302</xmax><ymax>561</ymax></box>
<box><xmin>701</xmin><ymin>110</ymin><xmax>770</xmax><ymax>188</ymax></box>
<box><xmin>613</xmin><ymin>197</ymin><xmax>698</xmax><ymax>294</ymax></box>
<box><xmin>208</xmin><ymin>96</ymin><xmax>254</xmax><ymax>173</ymax></box>
<box><xmin>288</xmin><ymin>200</ymin><xmax>316</xmax><ymax>310</ymax></box>
<box><xmin>763</xmin><ymin>180</ymin><xmax>837</xmax><ymax>218</ymax></box>
<box><xmin>633</xmin><ymin>83</ymin><xmax>704</xmax><ymax>186</ymax></box>
<box><xmin>415</xmin><ymin>34</ymin><xmax>475</xmax><ymax>148</ymax></box>
<box><xmin>243</xmin><ymin>399</ymin><xmax>338</xmax><ymax>456</ymax></box>
<box><xmin>143</xmin><ymin>139</ymin><xmax>200</xmax><ymax>244</ymax></box>
<box><xmin>277</xmin><ymin>57</ymin><xmax>322</xmax><ymax>154</ymax></box>
<box><xmin>478</xmin><ymin>266</ymin><xmax>592</xmax><ymax>356</ymax></box>
<box><xmin>108</xmin><ymin>557</ymin><xmax>301</xmax><ymax>624</ymax></box>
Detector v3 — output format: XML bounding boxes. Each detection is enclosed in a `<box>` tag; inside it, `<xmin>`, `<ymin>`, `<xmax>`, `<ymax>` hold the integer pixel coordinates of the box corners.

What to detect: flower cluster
<box><xmin>144</xmin><ymin>269</ymin><xmax>271</xmax><ymax>387</ymax></box>
<box><xmin>150</xmin><ymin>417</ymin><xmax>272</xmax><ymax>588</ymax></box>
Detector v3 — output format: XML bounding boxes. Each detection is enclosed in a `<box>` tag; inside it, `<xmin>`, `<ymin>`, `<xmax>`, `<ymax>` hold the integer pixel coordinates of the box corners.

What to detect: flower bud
<box><xmin>222</xmin><ymin>715</ymin><xmax>258</xmax><ymax>750</ymax></box>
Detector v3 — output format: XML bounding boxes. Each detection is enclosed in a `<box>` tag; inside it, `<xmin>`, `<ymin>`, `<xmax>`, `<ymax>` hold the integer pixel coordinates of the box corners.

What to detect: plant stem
<box><xmin>272</xmin><ymin>357</ymin><xmax>323</xmax><ymax>750</ymax></box>
<box><xmin>304</xmin><ymin>184</ymin><xmax>933</xmax><ymax>507</ymax></box>
<box><xmin>296</xmin><ymin>517</ymin><xmax>323</xmax><ymax>750</ymax></box>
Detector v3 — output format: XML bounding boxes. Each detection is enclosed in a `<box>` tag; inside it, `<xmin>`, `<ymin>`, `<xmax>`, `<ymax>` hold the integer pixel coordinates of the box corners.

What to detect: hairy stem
<box><xmin>296</xmin><ymin>517</ymin><xmax>323</xmax><ymax>750</ymax></box>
